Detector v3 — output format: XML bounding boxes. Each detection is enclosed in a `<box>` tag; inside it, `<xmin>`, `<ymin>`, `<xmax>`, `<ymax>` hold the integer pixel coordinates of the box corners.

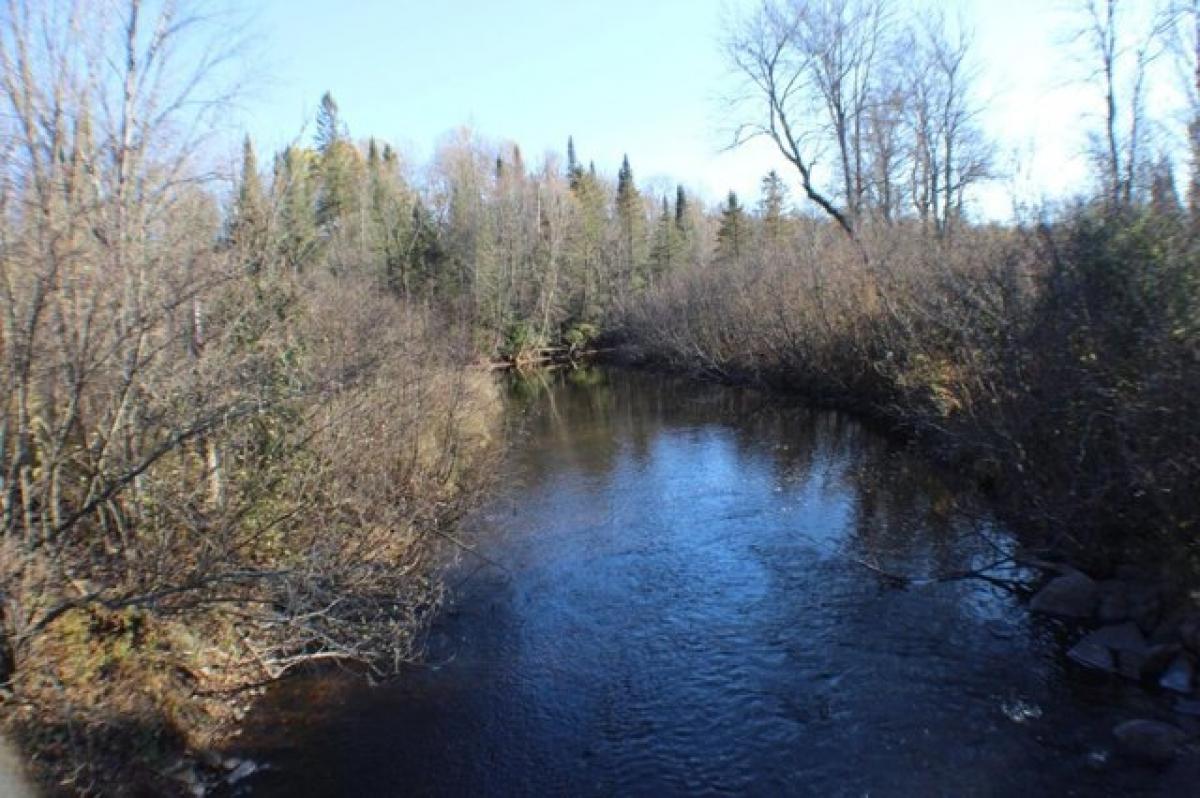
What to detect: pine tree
<box><xmin>365</xmin><ymin>136</ymin><xmax>416</xmax><ymax>293</ymax></box>
<box><xmin>674</xmin><ymin>184</ymin><xmax>688</xmax><ymax>231</ymax></box>
<box><xmin>758</xmin><ymin>170</ymin><xmax>790</xmax><ymax>248</ymax></box>
<box><xmin>229</xmin><ymin>135</ymin><xmax>267</xmax><ymax>273</ymax></box>
<box><xmin>716</xmin><ymin>191</ymin><xmax>747</xmax><ymax>266</ymax></box>
<box><xmin>615</xmin><ymin>154</ymin><xmax>648</xmax><ymax>290</ymax></box>
<box><xmin>315</xmin><ymin>91</ymin><xmax>345</xmax><ymax>153</ymax></box>
<box><xmin>650</xmin><ymin>195</ymin><xmax>682</xmax><ymax>280</ymax></box>
<box><xmin>565</xmin><ymin>167</ymin><xmax>607</xmax><ymax>321</ymax></box>
<box><xmin>313</xmin><ymin>92</ymin><xmax>361</xmax><ymax>235</ymax></box>
<box><xmin>406</xmin><ymin>197</ymin><xmax>443</xmax><ymax>294</ymax></box>
<box><xmin>275</xmin><ymin>145</ymin><xmax>318</xmax><ymax>273</ymax></box>
<box><xmin>567</xmin><ymin>135</ymin><xmax>583</xmax><ymax>189</ymax></box>
<box><xmin>616</xmin><ymin>154</ymin><xmax>634</xmax><ymax>200</ymax></box>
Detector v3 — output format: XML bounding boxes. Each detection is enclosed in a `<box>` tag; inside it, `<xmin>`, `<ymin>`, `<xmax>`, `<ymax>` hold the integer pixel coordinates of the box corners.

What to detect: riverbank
<box><xmin>601</xmin><ymin>328</ymin><xmax>1200</xmax><ymax>761</ymax></box>
<box><xmin>229</xmin><ymin>368</ymin><xmax>1200</xmax><ymax>794</ymax></box>
<box><xmin>619</xmin><ymin>209</ymin><xmax>1200</xmax><ymax>586</ymax></box>
<box><xmin>0</xmin><ymin>292</ymin><xmax>506</xmax><ymax>795</ymax></box>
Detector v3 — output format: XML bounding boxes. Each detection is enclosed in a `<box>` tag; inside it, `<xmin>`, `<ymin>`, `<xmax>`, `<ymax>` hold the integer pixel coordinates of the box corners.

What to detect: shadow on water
<box><xmin>229</xmin><ymin>368</ymin><xmax>1197</xmax><ymax>797</ymax></box>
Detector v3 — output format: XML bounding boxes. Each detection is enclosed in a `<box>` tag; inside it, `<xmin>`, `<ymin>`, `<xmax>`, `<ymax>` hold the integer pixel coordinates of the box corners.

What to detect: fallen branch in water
<box><xmin>846</xmin><ymin>553</ymin><xmax>1030</xmax><ymax>592</ymax></box>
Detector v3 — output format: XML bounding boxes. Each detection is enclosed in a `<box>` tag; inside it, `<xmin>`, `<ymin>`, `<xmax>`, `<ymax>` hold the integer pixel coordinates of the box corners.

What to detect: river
<box><xmin>230</xmin><ymin>368</ymin><xmax>1193</xmax><ymax>796</ymax></box>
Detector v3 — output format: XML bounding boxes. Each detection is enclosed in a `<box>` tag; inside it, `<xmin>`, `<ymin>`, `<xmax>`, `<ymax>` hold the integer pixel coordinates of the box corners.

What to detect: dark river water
<box><xmin>233</xmin><ymin>368</ymin><xmax>1194</xmax><ymax>796</ymax></box>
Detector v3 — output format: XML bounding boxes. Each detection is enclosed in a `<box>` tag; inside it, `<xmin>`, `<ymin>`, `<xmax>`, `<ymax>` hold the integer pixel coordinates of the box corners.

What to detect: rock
<box><xmin>1091</xmin><ymin>622</ymin><xmax>1148</xmax><ymax>652</ymax></box>
<box><xmin>1030</xmin><ymin>572</ymin><xmax>1099</xmax><ymax>619</ymax></box>
<box><xmin>1160</xmin><ymin>655</ymin><xmax>1196</xmax><ymax>694</ymax></box>
<box><xmin>1180</xmin><ymin>615</ymin><xmax>1200</xmax><ymax>654</ymax></box>
<box><xmin>1151</xmin><ymin>608</ymin><xmax>1189</xmax><ymax>645</ymax></box>
<box><xmin>1096</xmin><ymin>581</ymin><xmax>1162</xmax><ymax>632</ymax></box>
<box><xmin>226</xmin><ymin>759</ymin><xmax>258</xmax><ymax>785</ymax></box>
<box><xmin>1068</xmin><ymin>622</ymin><xmax>1148</xmax><ymax>676</ymax></box>
<box><xmin>1113</xmin><ymin>719</ymin><xmax>1187</xmax><ymax>764</ymax></box>
<box><xmin>1117</xmin><ymin>650</ymin><xmax>1147</xmax><ymax>681</ymax></box>
<box><xmin>1097</xmin><ymin>581</ymin><xmax>1132</xmax><ymax>624</ymax></box>
<box><xmin>1141</xmin><ymin>644</ymin><xmax>1184</xmax><ymax>681</ymax></box>
<box><xmin>1068</xmin><ymin>637</ymin><xmax>1116</xmax><ymax>672</ymax></box>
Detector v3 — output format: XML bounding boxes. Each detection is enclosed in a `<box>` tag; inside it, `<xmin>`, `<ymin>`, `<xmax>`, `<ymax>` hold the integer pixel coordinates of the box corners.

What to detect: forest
<box><xmin>2</xmin><ymin>0</ymin><xmax>1200</xmax><ymax>793</ymax></box>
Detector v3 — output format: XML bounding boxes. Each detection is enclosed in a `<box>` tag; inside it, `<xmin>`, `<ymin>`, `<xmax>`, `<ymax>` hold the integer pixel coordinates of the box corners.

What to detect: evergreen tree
<box><xmin>615</xmin><ymin>154</ymin><xmax>648</xmax><ymax>290</ymax></box>
<box><xmin>229</xmin><ymin>135</ymin><xmax>267</xmax><ymax>273</ymax></box>
<box><xmin>617</xmin><ymin>154</ymin><xmax>634</xmax><ymax>199</ymax></box>
<box><xmin>674</xmin><ymin>184</ymin><xmax>688</xmax><ymax>231</ymax></box>
<box><xmin>315</xmin><ymin>91</ymin><xmax>345</xmax><ymax>153</ymax></box>
<box><xmin>650</xmin><ymin>195</ymin><xmax>683</xmax><ymax>280</ymax></box>
<box><xmin>716</xmin><ymin>190</ymin><xmax>747</xmax><ymax>266</ymax></box>
<box><xmin>406</xmin><ymin>197</ymin><xmax>443</xmax><ymax>294</ymax></box>
<box><xmin>758</xmin><ymin>170</ymin><xmax>790</xmax><ymax>248</ymax></box>
<box><xmin>366</xmin><ymin>136</ymin><xmax>417</xmax><ymax>293</ymax></box>
<box><xmin>313</xmin><ymin>92</ymin><xmax>361</xmax><ymax>235</ymax></box>
<box><xmin>565</xmin><ymin>167</ymin><xmax>608</xmax><ymax>321</ymax></box>
<box><xmin>567</xmin><ymin>135</ymin><xmax>583</xmax><ymax>189</ymax></box>
<box><xmin>275</xmin><ymin>145</ymin><xmax>318</xmax><ymax>272</ymax></box>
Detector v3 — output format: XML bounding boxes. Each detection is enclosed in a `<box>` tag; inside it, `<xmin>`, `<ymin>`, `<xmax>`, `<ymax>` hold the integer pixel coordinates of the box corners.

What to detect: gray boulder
<box><xmin>1096</xmin><ymin>580</ymin><xmax>1162</xmax><ymax>631</ymax></box>
<box><xmin>1030</xmin><ymin>572</ymin><xmax>1099</xmax><ymax>619</ymax></box>
<box><xmin>1068</xmin><ymin>623</ymin><xmax>1149</xmax><ymax>676</ymax></box>
<box><xmin>1113</xmin><ymin>719</ymin><xmax>1187</xmax><ymax>764</ymax></box>
<box><xmin>1160</xmin><ymin>654</ymin><xmax>1196</xmax><ymax>694</ymax></box>
<box><xmin>1141</xmin><ymin>644</ymin><xmax>1184</xmax><ymax>681</ymax></box>
<box><xmin>1068</xmin><ymin>636</ymin><xmax>1115</xmax><ymax>672</ymax></box>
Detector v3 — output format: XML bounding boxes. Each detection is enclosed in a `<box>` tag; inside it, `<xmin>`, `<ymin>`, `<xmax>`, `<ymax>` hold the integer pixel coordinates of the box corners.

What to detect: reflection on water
<box><xmin>235</xmin><ymin>368</ymin><xmax>1189</xmax><ymax>797</ymax></box>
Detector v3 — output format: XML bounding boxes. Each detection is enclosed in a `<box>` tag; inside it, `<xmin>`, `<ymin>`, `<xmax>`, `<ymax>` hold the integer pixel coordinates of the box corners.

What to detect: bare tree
<box><xmin>726</xmin><ymin>0</ymin><xmax>891</xmax><ymax>240</ymax></box>
<box><xmin>1075</xmin><ymin>0</ymin><xmax>1176</xmax><ymax>208</ymax></box>
<box><xmin>902</xmin><ymin>14</ymin><xmax>992</xmax><ymax>236</ymax></box>
<box><xmin>726</xmin><ymin>1</ymin><xmax>990</xmax><ymax>240</ymax></box>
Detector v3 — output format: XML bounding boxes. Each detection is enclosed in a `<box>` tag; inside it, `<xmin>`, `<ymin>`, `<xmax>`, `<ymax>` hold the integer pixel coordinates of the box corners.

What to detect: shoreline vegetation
<box><xmin>2</xmin><ymin>0</ymin><xmax>1200</xmax><ymax>793</ymax></box>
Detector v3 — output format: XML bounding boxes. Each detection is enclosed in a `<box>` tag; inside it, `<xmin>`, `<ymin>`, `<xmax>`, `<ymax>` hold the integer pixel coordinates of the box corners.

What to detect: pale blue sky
<box><xmin>235</xmin><ymin>0</ymin><xmax>1185</xmax><ymax>219</ymax></box>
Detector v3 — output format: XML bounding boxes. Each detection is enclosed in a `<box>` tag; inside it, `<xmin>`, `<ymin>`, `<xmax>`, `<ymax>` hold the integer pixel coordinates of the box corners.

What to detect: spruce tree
<box><xmin>615</xmin><ymin>154</ymin><xmax>648</xmax><ymax>290</ymax></box>
<box><xmin>758</xmin><ymin>170</ymin><xmax>790</xmax><ymax>248</ymax></box>
<box><xmin>315</xmin><ymin>91</ymin><xmax>344</xmax><ymax>153</ymax></box>
<box><xmin>313</xmin><ymin>91</ymin><xmax>360</xmax><ymax>235</ymax></box>
<box><xmin>650</xmin><ymin>195</ymin><xmax>682</xmax><ymax>280</ymax></box>
<box><xmin>565</xmin><ymin>167</ymin><xmax>608</xmax><ymax>321</ymax></box>
<box><xmin>275</xmin><ymin>145</ymin><xmax>318</xmax><ymax>273</ymax></box>
<box><xmin>716</xmin><ymin>191</ymin><xmax>747</xmax><ymax>266</ymax></box>
<box><xmin>229</xmin><ymin>135</ymin><xmax>267</xmax><ymax>272</ymax></box>
<box><xmin>567</xmin><ymin>135</ymin><xmax>583</xmax><ymax>188</ymax></box>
